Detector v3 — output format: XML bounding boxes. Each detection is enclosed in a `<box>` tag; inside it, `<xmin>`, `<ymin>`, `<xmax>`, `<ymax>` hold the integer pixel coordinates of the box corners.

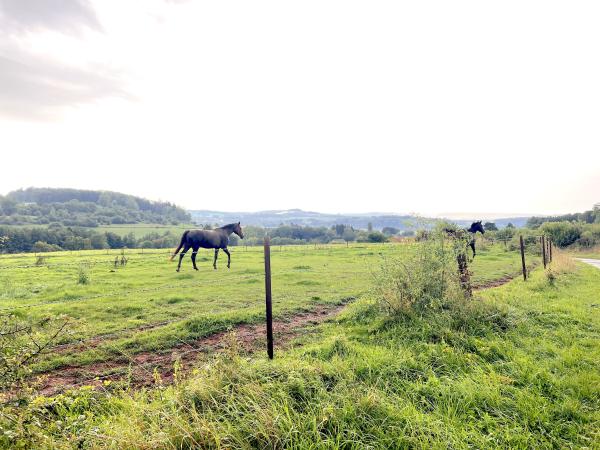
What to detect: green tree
<box><xmin>382</xmin><ymin>227</ymin><xmax>399</xmax><ymax>236</ymax></box>
<box><xmin>90</xmin><ymin>234</ymin><xmax>108</xmax><ymax>249</ymax></box>
<box><xmin>540</xmin><ymin>221</ymin><xmax>582</xmax><ymax>247</ymax></box>
<box><xmin>484</xmin><ymin>222</ymin><xmax>498</xmax><ymax>232</ymax></box>
<box><xmin>367</xmin><ymin>232</ymin><xmax>387</xmax><ymax>243</ymax></box>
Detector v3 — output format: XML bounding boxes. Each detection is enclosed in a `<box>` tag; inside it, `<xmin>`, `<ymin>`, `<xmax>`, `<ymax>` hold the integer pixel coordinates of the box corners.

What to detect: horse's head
<box><xmin>233</xmin><ymin>221</ymin><xmax>244</xmax><ymax>239</ymax></box>
<box><xmin>468</xmin><ymin>221</ymin><xmax>485</xmax><ymax>234</ymax></box>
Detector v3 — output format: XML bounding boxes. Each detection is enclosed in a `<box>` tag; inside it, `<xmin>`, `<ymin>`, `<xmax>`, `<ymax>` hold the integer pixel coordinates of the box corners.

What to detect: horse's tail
<box><xmin>170</xmin><ymin>230</ymin><xmax>190</xmax><ymax>261</ymax></box>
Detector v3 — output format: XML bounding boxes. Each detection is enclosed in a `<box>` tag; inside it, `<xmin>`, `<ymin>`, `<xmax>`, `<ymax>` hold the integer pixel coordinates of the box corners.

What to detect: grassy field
<box><xmin>2</xmin><ymin>249</ymin><xmax>597</xmax><ymax>448</ymax></box>
<box><xmin>569</xmin><ymin>245</ymin><xmax>600</xmax><ymax>260</ymax></box>
<box><xmin>0</xmin><ymin>243</ymin><xmax>532</xmax><ymax>378</ymax></box>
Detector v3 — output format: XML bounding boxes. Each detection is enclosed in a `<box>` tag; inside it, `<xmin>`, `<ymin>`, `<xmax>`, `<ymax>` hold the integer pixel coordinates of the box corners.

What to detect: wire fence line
<box><xmin>0</xmin><ymin>238</ymin><xmax>544</xmax><ymax>313</ymax></box>
<box><xmin>2</xmin><ymin>237</ymin><xmax>553</xmax><ymax>395</ymax></box>
<box><xmin>0</xmin><ymin>241</ymin><xmax>410</xmax><ymax>261</ymax></box>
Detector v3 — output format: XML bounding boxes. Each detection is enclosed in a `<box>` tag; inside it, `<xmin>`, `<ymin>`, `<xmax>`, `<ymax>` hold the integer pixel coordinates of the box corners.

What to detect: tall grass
<box><xmin>545</xmin><ymin>250</ymin><xmax>575</xmax><ymax>285</ymax></box>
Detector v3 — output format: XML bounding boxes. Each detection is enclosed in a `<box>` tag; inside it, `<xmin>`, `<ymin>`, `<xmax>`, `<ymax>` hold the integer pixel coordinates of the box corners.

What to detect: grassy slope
<box><xmin>5</xmin><ymin>258</ymin><xmax>598</xmax><ymax>449</ymax></box>
<box><xmin>0</xmin><ymin>243</ymin><xmax>529</xmax><ymax>374</ymax></box>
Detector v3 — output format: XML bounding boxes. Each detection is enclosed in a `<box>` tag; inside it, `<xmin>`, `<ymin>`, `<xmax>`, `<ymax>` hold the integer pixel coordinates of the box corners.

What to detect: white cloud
<box><xmin>0</xmin><ymin>0</ymin><xmax>599</xmax><ymax>215</ymax></box>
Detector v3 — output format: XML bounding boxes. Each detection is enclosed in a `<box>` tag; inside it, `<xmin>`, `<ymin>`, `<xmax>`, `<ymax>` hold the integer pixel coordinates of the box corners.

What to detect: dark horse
<box><xmin>444</xmin><ymin>221</ymin><xmax>485</xmax><ymax>258</ymax></box>
<box><xmin>170</xmin><ymin>222</ymin><xmax>244</xmax><ymax>272</ymax></box>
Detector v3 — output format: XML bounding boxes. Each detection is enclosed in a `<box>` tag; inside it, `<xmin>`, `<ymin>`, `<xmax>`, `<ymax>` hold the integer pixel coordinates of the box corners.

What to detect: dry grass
<box><xmin>545</xmin><ymin>250</ymin><xmax>576</xmax><ymax>285</ymax></box>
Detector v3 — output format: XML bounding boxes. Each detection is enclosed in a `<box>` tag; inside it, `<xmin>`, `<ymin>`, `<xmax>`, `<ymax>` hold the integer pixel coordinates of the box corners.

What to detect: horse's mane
<box><xmin>219</xmin><ymin>223</ymin><xmax>237</xmax><ymax>231</ymax></box>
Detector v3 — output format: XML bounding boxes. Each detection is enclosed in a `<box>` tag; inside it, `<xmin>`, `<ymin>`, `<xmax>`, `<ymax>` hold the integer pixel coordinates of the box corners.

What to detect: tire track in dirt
<box><xmin>36</xmin><ymin>300</ymin><xmax>353</xmax><ymax>396</ymax></box>
<box><xmin>35</xmin><ymin>270</ymin><xmax>529</xmax><ymax>396</ymax></box>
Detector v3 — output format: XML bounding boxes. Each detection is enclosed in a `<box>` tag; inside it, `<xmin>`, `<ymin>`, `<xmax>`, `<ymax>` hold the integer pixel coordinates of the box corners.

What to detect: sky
<box><xmin>1</xmin><ymin>0</ymin><xmax>599</xmax><ymax>217</ymax></box>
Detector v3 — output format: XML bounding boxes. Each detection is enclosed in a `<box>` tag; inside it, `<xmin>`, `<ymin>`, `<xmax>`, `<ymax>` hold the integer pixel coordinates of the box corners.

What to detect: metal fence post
<box><xmin>519</xmin><ymin>235</ymin><xmax>527</xmax><ymax>280</ymax></box>
<box><xmin>264</xmin><ymin>237</ymin><xmax>274</xmax><ymax>360</ymax></box>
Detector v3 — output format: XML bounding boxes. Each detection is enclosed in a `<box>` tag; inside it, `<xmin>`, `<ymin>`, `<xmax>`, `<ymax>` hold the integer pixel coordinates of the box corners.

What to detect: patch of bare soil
<box><xmin>36</xmin><ymin>301</ymin><xmax>352</xmax><ymax>396</ymax></box>
<box><xmin>473</xmin><ymin>275</ymin><xmax>516</xmax><ymax>290</ymax></box>
<box><xmin>473</xmin><ymin>264</ymin><xmax>539</xmax><ymax>291</ymax></box>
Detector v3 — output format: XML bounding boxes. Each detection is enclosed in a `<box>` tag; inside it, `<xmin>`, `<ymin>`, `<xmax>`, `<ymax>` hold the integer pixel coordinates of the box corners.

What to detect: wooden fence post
<box><xmin>519</xmin><ymin>235</ymin><xmax>527</xmax><ymax>281</ymax></box>
<box><xmin>549</xmin><ymin>239</ymin><xmax>553</xmax><ymax>262</ymax></box>
<box><xmin>541</xmin><ymin>236</ymin><xmax>547</xmax><ymax>269</ymax></box>
<box><xmin>457</xmin><ymin>253</ymin><xmax>472</xmax><ymax>298</ymax></box>
<box><xmin>264</xmin><ymin>237</ymin><xmax>274</xmax><ymax>360</ymax></box>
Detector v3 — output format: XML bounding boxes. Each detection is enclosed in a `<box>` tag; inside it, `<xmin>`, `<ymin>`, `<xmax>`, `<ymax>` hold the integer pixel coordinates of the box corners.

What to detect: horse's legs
<box><xmin>213</xmin><ymin>249</ymin><xmax>219</xmax><ymax>270</ymax></box>
<box><xmin>176</xmin><ymin>244</ymin><xmax>190</xmax><ymax>272</ymax></box>
<box><xmin>191</xmin><ymin>247</ymin><xmax>199</xmax><ymax>271</ymax></box>
<box><xmin>470</xmin><ymin>240</ymin><xmax>476</xmax><ymax>258</ymax></box>
<box><xmin>223</xmin><ymin>248</ymin><xmax>231</xmax><ymax>268</ymax></box>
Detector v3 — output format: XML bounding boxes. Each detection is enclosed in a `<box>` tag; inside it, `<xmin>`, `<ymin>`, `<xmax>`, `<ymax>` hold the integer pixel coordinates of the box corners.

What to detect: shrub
<box><xmin>367</xmin><ymin>232</ymin><xmax>387</xmax><ymax>243</ymax></box>
<box><xmin>540</xmin><ymin>221</ymin><xmax>582</xmax><ymax>247</ymax></box>
<box><xmin>32</xmin><ymin>241</ymin><xmax>61</xmax><ymax>253</ymax></box>
<box><xmin>373</xmin><ymin>226</ymin><xmax>466</xmax><ymax>314</ymax></box>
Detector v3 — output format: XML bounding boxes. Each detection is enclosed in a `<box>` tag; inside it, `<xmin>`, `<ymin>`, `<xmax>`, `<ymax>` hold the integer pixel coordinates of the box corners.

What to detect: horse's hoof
<box><xmin>194</xmin><ymin>268</ymin><xmax>199</xmax><ymax>271</ymax></box>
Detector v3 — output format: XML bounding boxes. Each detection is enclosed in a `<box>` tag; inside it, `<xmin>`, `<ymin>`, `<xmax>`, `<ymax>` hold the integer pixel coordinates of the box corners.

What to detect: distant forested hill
<box><xmin>190</xmin><ymin>209</ymin><xmax>421</xmax><ymax>230</ymax></box>
<box><xmin>190</xmin><ymin>209</ymin><xmax>529</xmax><ymax>230</ymax></box>
<box><xmin>0</xmin><ymin>188</ymin><xmax>191</xmax><ymax>227</ymax></box>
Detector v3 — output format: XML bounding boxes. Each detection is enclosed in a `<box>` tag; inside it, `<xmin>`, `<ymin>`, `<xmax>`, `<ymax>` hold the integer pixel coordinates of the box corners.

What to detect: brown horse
<box><xmin>170</xmin><ymin>222</ymin><xmax>244</xmax><ymax>272</ymax></box>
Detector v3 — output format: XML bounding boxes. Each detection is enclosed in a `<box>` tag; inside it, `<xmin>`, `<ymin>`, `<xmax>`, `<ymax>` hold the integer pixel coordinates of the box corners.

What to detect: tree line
<box><xmin>0</xmin><ymin>222</ymin><xmax>415</xmax><ymax>254</ymax></box>
<box><xmin>0</xmin><ymin>225</ymin><xmax>182</xmax><ymax>253</ymax></box>
<box><xmin>0</xmin><ymin>188</ymin><xmax>190</xmax><ymax>227</ymax></box>
<box><xmin>525</xmin><ymin>206</ymin><xmax>600</xmax><ymax>248</ymax></box>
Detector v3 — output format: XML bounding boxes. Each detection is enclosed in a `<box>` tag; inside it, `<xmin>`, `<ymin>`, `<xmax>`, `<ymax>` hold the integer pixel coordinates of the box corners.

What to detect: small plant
<box><xmin>77</xmin><ymin>265</ymin><xmax>91</xmax><ymax>285</ymax></box>
<box><xmin>35</xmin><ymin>255</ymin><xmax>46</xmax><ymax>266</ymax></box>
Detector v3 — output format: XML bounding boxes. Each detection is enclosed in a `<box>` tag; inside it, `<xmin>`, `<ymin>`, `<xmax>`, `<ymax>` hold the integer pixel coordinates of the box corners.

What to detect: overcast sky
<box><xmin>1</xmin><ymin>0</ymin><xmax>598</xmax><ymax>216</ymax></box>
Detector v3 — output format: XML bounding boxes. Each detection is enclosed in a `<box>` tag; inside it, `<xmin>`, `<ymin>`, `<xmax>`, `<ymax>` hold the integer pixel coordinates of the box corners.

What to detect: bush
<box><xmin>373</xmin><ymin>226</ymin><xmax>466</xmax><ymax>314</ymax></box>
<box><xmin>32</xmin><ymin>241</ymin><xmax>62</xmax><ymax>253</ymax></box>
<box><xmin>366</xmin><ymin>232</ymin><xmax>387</xmax><ymax>243</ymax></box>
<box><xmin>540</xmin><ymin>221</ymin><xmax>582</xmax><ymax>247</ymax></box>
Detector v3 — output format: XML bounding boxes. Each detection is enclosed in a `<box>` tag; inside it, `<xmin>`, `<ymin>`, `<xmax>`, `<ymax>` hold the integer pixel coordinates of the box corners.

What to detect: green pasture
<box><xmin>0</xmin><ymin>243</ymin><xmax>532</xmax><ymax>374</ymax></box>
<box><xmin>3</xmin><ymin>250</ymin><xmax>598</xmax><ymax>448</ymax></box>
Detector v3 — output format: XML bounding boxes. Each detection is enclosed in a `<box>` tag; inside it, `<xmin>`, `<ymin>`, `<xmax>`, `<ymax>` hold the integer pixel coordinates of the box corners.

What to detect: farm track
<box><xmin>36</xmin><ymin>271</ymin><xmax>525</xmax><ymax>396</ymax></box>
<box><xmin>37</xmin><ymin>300</ymin><xmax>352</xmax><ymax>396</ymax></box>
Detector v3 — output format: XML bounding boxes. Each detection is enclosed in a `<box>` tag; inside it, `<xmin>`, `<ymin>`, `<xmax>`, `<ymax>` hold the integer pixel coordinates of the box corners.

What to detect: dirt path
<box><xmin>35</xmin><ymin>271</ymin><xmax>524</xmax><ymax>396</ymax></box>
<box><xmin>37</xmin><ymin>301</ymin><xmax>352</xmax><ymax>396</ymax></box>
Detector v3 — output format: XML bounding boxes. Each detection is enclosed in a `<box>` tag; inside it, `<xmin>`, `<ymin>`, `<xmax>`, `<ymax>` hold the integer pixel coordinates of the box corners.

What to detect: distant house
<box><xmin>594</xmin><ymin>203</ymin><xmax>600</xmax><ymax>211</ymax></box>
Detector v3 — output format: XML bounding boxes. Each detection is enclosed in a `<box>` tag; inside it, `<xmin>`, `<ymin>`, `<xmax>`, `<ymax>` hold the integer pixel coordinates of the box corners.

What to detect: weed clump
<box><xmin>77</xmin><ymin>265</ymin><xmax>91</xmax><ymax>285</ymax></box>
<box><xmin>373</xmin><ymin>225</ymin><xmax>466</xmax><ymax>315</ymax></box>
